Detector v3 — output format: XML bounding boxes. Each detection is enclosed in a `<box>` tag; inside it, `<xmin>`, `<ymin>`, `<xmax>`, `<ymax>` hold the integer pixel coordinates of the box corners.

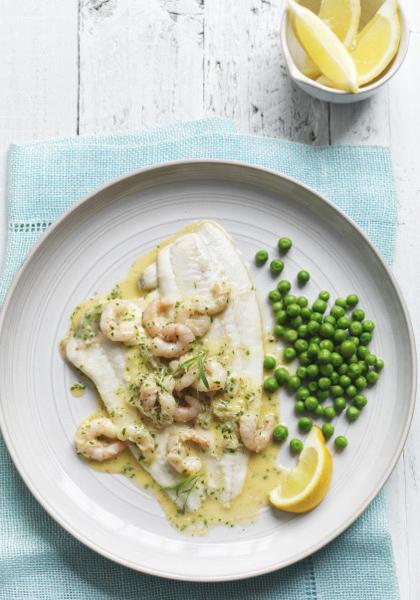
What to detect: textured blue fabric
<box><xmin>0</xmin><ymin>119</ymin><xmax>399</xmax><ymax>599</ymax></box>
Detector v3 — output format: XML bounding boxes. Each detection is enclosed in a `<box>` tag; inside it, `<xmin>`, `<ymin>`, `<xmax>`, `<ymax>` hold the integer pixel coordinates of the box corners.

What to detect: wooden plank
<box><xmin>204</xmin><ymin>0</ymin><xmax>330</xmax><ymax>144</ymax></box>
<box><xmin>79</xmin><ymin>0</ymin><xmax>205</xmax><ymax>134</ymax></box>
<box><xmin>0</xmin><ymin>0</ymin><xmax>78</xmax><ymax>261</ymax></box>
<box><xmin>389</xmin><ymin>32</ymin><xmax>420</xmax><ymax>600</ymax></box>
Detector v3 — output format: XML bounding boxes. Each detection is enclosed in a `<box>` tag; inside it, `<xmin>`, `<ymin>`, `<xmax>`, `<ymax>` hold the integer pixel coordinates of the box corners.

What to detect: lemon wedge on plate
<box><xmin>269</xmin><ymin>426</ymin><xmax>333</xmax><ymax>513</ymax></box>
<box><xmin>351</xmin><ymin>0</ymin><xmax>401</xmax><ymax>86</ymax></box>
<box><xmin>318</xmin><ymin>0</ymin><xmax>361</xmax><ymax>47</ymax></box>
<box><xmin>288</xmin><ymin>0</ymin><xmax>359</xmax><ymax>92</ymax></box>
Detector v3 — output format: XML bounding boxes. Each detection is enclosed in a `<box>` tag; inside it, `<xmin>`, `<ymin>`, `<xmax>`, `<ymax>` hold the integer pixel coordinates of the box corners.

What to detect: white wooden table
<box><xmin>0</xmin><ymin>1</ymin><xmax>419</xmax><ymax>596</ymax></box>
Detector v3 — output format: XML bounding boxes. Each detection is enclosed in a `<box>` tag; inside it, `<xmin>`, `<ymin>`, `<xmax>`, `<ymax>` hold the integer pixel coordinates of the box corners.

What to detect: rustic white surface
<box><xmin>0</xmin><ymin>0</ymin><xmax>418</xmax><ymax>596</ymax></box>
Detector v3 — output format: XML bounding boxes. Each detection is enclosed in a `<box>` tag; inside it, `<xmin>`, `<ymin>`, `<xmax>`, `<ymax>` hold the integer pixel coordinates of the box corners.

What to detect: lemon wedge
<box><xmin>318</xmin><ymin>0</ymin><xmax>361</xmax><ymax>47</ymax></box>
<box><xmin>351</xmin><ymin>0</ymin><xmax>401</xmax><ymax>86</ymax></box>
<box><xmin>269</xmin><ymin>426</ymin><xmax>333</xmax><ymax>513</ymax></box>
<box><xmin>288</xmin><ymin>0</ymin><xmax>359</xmax><ymax>92</ymax></box>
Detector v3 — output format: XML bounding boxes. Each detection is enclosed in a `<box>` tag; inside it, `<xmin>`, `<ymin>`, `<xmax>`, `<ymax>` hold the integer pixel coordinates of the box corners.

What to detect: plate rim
<box><xmin>0</xmin><ymin>158</ymin><xmax>416</xmax><ymax>582</ymax></box>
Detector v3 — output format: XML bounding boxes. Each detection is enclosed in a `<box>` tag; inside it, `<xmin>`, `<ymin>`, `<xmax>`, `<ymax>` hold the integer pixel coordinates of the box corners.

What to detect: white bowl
<box><xmin>281</xmin><ymin>3</ymin><xmax>409</xmax><ymax>104</ymax></box>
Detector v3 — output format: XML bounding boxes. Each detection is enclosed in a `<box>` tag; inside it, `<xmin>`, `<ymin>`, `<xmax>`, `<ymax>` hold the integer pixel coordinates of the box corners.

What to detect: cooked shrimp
<box><xmin>150</xmin><ymin>323</ymin><xmax>195</xmax><ymax>358</ymax></box>
<box><xmin>119</xmin><ymin>422</ymin><xmax>155</xmax><ymax>461</ymax></box>
<box><xmin>239</xmin><ymin>413</ymin><xmax>276</xmax><ymax>453</ymax></box>
<box><xmin>166</xmin><ymin>429</ymin><xmax>211</xmax><ymax>475</ymax></box>
<box><xmin>143</xmin><ymin>297</ymin><xmax>173</xmax><ymax>337</ymax></box>
<box><xmin>100</xmin><ymin>299</ymin><xmax>144</xmax><ymax>345</ymax></box>
<box><xmin>173</xmin><ymin>358</ymin><xmax>226</xmax><ymax>393</ymax></box>
<box><xmin>177</xmin><ymin>312</ymin><xmax>211</xmax><ymax>338</ymax></box>
<box><xmin>174</xmin><ymin>395</ymin><xmax>202</xmax><ymax>423</ymax></box>
<box><xmin>75</xmin><ymin>417</ymin><xmax>126</xmax><ymax>461</ymax></box>
<box><xmin>134</xmin><ymin>374</ymin><xmax>176</xmax><ymax>427</ymax></box>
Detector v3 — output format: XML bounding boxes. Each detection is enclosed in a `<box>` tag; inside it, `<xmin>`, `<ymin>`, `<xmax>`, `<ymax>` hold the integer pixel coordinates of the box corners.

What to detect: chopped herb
<box><xmin>163</xmin><ymin>473</ymin><xmax>201</xmax><ymax>514</ymax></box>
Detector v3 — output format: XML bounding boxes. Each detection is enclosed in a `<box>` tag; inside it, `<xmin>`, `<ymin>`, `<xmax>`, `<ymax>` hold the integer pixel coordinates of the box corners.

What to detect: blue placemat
<box><xmin>0</xmin><ymin>119</ymin><xmax>399</xmax><ymax>599</ymax></box>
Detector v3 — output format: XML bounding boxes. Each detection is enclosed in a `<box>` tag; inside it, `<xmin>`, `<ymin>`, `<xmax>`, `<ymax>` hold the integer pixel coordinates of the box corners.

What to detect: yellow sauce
<box><xmin>69</xmin><ymin>222</ymin><xmax>285</xmax><ymax>534</ymax></box>
<box><xmin>70</xmin><ymin>382</ymin><xmax>86</xmax><ymax>397</ymax></box>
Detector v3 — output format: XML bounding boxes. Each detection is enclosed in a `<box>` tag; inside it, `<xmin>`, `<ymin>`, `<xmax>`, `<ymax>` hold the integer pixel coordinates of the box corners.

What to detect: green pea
<box><xmin>307</xmin><ymin>320</ymin><xmax>321</xmax><ymax>336</ymax></box>
<box><xmin>270</xmin><ymin>259</ymin><xmax>284</xmax><ymax>275</ymax></box>
<box><xmin>335</xmin><ymin>298</ymin><xmax>348</xmax><ymax>309</ymax></box>
<box><xmin>319</xmin><ymin>290</ymin><xmax>330</xmax><ymax>301</ymax></box>
<box><xmin>312</xmin><ymin>299</ymin><xmax>327</xmax><ymax>314</ymax></box>
<box><xmin>290</xmin><ymin>315</ymin><xmax>303</xmax><ymax>329</ymax></box>
<box><xmin>375</xmin><ymin>358</ymin><xmax>384</xmax><ymax>372</ymax></box>
<box><xmin>334</xmin><ymin>397</ymin><xmax>347</xmax><ymax>412</ymax></box>
<box><xmin>306</xmin><ymin>364</ymin><xmax>319</xmax><ymax>379</ymax></box>
<box><xmin>339</xmin><ymin>375</ymin><xmax>351</xmax><ymax>387</ymax></box>
<box><xmin>299</xmin><ymin>351</ymin><xmax>311</xmax><ymax>366</ymax></box>
<box><xmin>307</xmin><ymin>343</ymin><xmax>319</xmax><ymax>358</ymax></box>
<box><xmin>353</xmin><ymin>394</ymin><xmax>368</xmax><ymax>409</ymax></box>
<box><xmin>340</xmin><ymin>340</ymin><xmax>356</xmax><ymax>358</ymax></box>
<box><xmin>316</xmin><ymin>390</ymin><xmax>329</xmax><ymax>402</ymax></box>
<box><xmin>268</xmin><ymin>290</ymin><xmax>282</xmax><ymax>303</ymax></box>
<box><xmin>322</xmin><ymin>423</ymin><xmax>334</xmax><ymax>439</ymax></box>
<box><xmin>294</xmin><ymin>339</ymin><xmax>308</xmax><ymax>354</ymax></box>
<box><xmin>255</xmin><ymin>250</ymin><xmax>269</xmax><ymax>264</ymax></box>
<box><xmin>305</xmin><ymin>396</ymin><xmax>318</xmax><ymax>412</ymax></box>
<box><xmin>354</xmin><ymin>376</ymin><xmax>367</xmax><ymax>390</ymax></box>
<box><xmin>273</xmin><ymin>325</ymin><xmax>284</xmax><ymax>338</ymax></box>
<box><xmin>308</xmin><ymin>381</ymin><xmax>318</xmax><ymax>393</ymax></box>
<box><xmin>277</xmin><ymin>280</ymin><xmax>292</xmax><ymax>295</ymax></box>
<box><xmin>296</xmin><ymin>387</ymin><xmax>310</xmax><ymax>401</ymax></box>
<box><xmin>278</xmin><ymin>237</ymin><xmax>292</xmax><ymax>253</ymax></box>
<box><xmin>352</xmin><ymin>308</ymin><xmax>365</xmax><ymax>321</ymax></box>
<box><xmin>331</xmin><ymin>372</ymin><xmax>339</xmax><ymax>384</ymax></box>
<box><xmin>334</xmin><ymin>436</ymin><xmax>348</xmax><ymax>450</ymax></box>
<box><xmin>263</xmin><ymin>355</ymin><xmax>276</xmax><ymax>370</ymax></box>
<box><xmin>346</xmin><ymin>406</ymin><xmax>360</xmax><ymax>421</ymax></box>
<box><xmin>284</xmin><ymin>329</ymin><xmax>298</xmax><ymax>343</ymax></box>
<box><xmin>298</xmin><ymin>417</ymin><xmax>313</xmax><ymax>433</ymax></box>
<box><xmin>333</xmin><ymin>329</ymin><xmax>346</xmax><ymax>344</ymax></box>
<box><xmin>365</xmin><ymin>353</ymin><xmax>376</xmax><ymax>366</ymax></box>
<box><xmin>263</xmin><ymin>377</ymin><xmax>279</xmax><ymax>393</ymax></box>
<box><xmin>320</xmin><ymin>339</ymin><xmax>334</xmax><ymax>352</ymax></box>
<box><xmin>331</xmin><ymin>352</ymin><xmax>343</xmax><ymax>367</ymax></box>
<box><xmin>323</xmin><ymin>406</ymin><xmax>336</xmax><ymax>421</ymax></box>
<box><xmin>338</xmin><ymin>364</ymin><xmax>348</xmax><ymax>375</ymax></box>
<box><xmin>318</xmin><ymin>349</ymin><xmax>332</xmax><ymax>364</ymax></box>
<box><xmin>359</xmin><ymin>332</ymin><xmax>372</xmax><ymax>345</ymax></box>
<box><xmin>320</xmin><ymin>323</ymin><xmax>335</xmax><ymax>339</ymax></box>
<box><xmin>346</xmin><ymin>294</ymin><xmax>359</xmax><ymax>307</ymax></box>
<box><xmin>358</xmin><ymin>361</ymin><xmax>368</xmax><ymax>374</ymax></box>
<box><xmin>348</xmin><ymin>363</ymin><xmax>362</xmax><ymax>378</ymax></box>
<box><xmin>318</xmin><ymin>377</ymin><xmax>331</xmax><ymax>390</ymax></box>
<box><xmin>272</xmin><ymin>301</ymin><xmax>284</xmax><ymax>313</ymax></box>
<box><xmin>347</xmin><ymin>354</ymin><xmax>358</xmax><ymax>364</ymax></box>
<box><xmin>349</xmin><ymin>321</ymin><xmax>363</xmax><ymax>336</ymax></box>
<box><xmin>295</xmin><ymin>401</ymin><xmax>305</xmax><ymax>415</ymax></box>
<box><xmin>273</xmin><ymin>424</ymin><xmax>288</xmax><ymax>442</ymax></box>
<box><xmin>346</xmin><ymin>384</ymin><xmax>357</xmax><ymax>398</ymax></box>
<box><xmin>330</xmin><ymin>385</ymin><xmax>344</xmax><ymax>397</ymax></box>
<box><xmin>330</xmin><ymin>305</ymin><xmax>345</xmax><ymax>319</ymax></box>
<box><xmin>337</xmin><ymin>316</ymin><xmax>351</xmax><ymax>329</ymax></box>
<box><xmin>298</xmin><ymin>324</ymin><xmax>309</xmax><ymax>338</ymax></box>
<box><xmin>324</xmin><ymin>315</ymin><xmax>336</xmax><ymax>327</ymax></box>
<box><xmin>315</xmin><ymin>405</ymin><xmax>325</xmax><ymax>417</ymax></box>
<box><xmin>276</xmin><ymin>310</ymin><xmax>287</xmax><ymax>325</ymax></box>
<box><xmin>284</xmin><ymin>294</ymin><xmax>297</xmax><ymax>306</ymax></box>
<box><xmin>288</xmin><ymin>375</ymin><xmax>301</xmax><ymax>391</ymax></box>
<box><xmin>347</xmin><ymin>335</ymin><xmax>360</xmax><ymax>348</ymax></box>
<box><xmin>286</xmin><ymin>303</ymin><xmax>300</xmax><ymax>318</ymax></box>
<box><xmin>296</xmin><ymin>366</ymin><xmax>307</xmax><ymax>379</ymax></box>
<box><xmin>283</xmin><ymin>347</ymin><xmax>297</xmax><ymax>362</ymax></box>
<box><xmin>363</xmin><ymin>320</ymin><xmax>375</xmax><ymax>332</ymax></box>
<box><xmin>274</xmin><ymin>367</ymin><xmax>289</xmax><ymax>385</ymax></box>
<box><xmin>357</xmin><ymin>346</ymin><xmax>369</xmax><ymax>359</ymax></box>
<box><xmin>320</xmin><ymin>364</ymin><xmax>334</xmax><ymax>377</ymax></box>
<box><xmin>290</xmin><ymin>438</ymin><xmax>304</xmax><ymax>454</ymax></box>
<box><xmin>296</xmin><ymin>296</ymin><xmax>308</xmax><ymax>308</ymax></box>
<box><xmin>310</xmin><ymin>336</ymin><xmax>321</xmax><ymax>344</ymax></box>
<box><xmin>367</xmin><ymin>371</ymin><xmax>379</xmax><ymax>385</ymax></box>
<box><xmin>297</xmin><ymin>270</ymin><xmax>310</xmax><ymax>285</ymax></box>
<box><xmin>310</xmin><ymin>312</ymin><xmax>323</xmax><ymax>324</ymax></box>
<box><xmin>301</xmin><ymin>307</ymin><xmax>312</xmax><ymax>321</ymax></box>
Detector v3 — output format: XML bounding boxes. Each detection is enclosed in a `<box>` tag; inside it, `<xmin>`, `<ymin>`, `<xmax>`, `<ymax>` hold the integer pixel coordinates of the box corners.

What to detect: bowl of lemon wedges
<box><xmin>281</xmin><ymin>0</ymin><xmax>408</xmax><ymax>103</ymax></box>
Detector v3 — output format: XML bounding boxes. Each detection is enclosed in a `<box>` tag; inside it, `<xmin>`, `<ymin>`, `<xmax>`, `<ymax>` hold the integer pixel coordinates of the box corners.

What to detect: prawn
<box><xmin>173</xmin><ymin>395</ymin><xmax>202</xmax><ymax>423</ymax></box>
<box><xmin>166</xmin><ymin>429</ymin><xmax>211</xmax><ymax>475</ymax></box>
<box><xmin>150</xmin><ymin>323</ymin><xmax>195</xmax><ymax>358</ymax></box>
<box><xmin>75</xmin><ymin>417</ymin><xmax>126</xmax><ymax>461</ymax></box>
<box><xmin>239</xmin><ymin>413</ymin><xmax>276</xmax><ymax>453</ymax></box>
<box><xmin>134</xmin><ymin>374</ymin><xmax>176</xmax><ymax>427</ymax></box>
<box><xmin>100</xmin><ymin>299</ymin><xmax>144</xmax><ymax>345</ymax></box>
<box><xmin>119</xmin><ymin>422</ymin><xmax>155</xmax><ymax>461</ymax></box>
<box><xmin>173</xmin><ymin>358</ymin><xmax>226</xmax><ymax>393</ymax></box>
<box><xmin>143</xmin><ymin>297</ymin><xmax>173</xmax><ymax>337</ymax></box>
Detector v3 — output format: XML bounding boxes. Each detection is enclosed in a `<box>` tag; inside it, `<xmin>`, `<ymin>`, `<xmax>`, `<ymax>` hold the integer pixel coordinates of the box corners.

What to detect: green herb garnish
<box><xmin>176</xmin><ymin>351</ymin><xmax>209</xmax><ymax>390</ymax></box>
<box><xmin>163</xmin><ymin>474</ymin><xmax>201</xmax><ymax>513</ymax></box>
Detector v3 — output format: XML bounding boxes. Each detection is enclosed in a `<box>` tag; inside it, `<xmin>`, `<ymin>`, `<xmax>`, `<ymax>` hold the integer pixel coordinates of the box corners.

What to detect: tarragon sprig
<box><xmin>163</xmin><ymin>473</ymin><xmax>201</xmax><ymax>514</ymax></box>
<box><xmin>176</xmin><ymin>350</ymin><xmax>209</xmax><ymax>390</ymax></box>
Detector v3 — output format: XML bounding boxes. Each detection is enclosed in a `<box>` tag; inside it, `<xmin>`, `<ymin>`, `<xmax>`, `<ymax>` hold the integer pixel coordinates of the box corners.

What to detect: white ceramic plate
<box><xmin>0</xmin><ymin>161</ymin><xmax>416</xmax><ymax>581</ymax></box>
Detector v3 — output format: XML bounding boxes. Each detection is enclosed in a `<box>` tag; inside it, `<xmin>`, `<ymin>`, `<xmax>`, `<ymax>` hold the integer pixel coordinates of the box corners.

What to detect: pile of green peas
<box><xmin>256</xmin><ymin>238</ymin><xmax>384</xmax><ymax>454</ymax></box>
